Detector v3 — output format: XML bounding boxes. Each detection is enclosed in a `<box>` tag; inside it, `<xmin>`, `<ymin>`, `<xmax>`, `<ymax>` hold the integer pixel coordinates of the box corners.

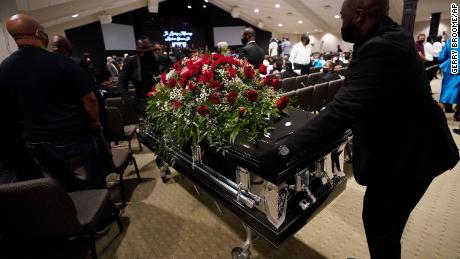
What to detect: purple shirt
<box><xmin>415</xmin><ymin>42</ymin><xmax>425</xmax><ymax>55</ymax></box>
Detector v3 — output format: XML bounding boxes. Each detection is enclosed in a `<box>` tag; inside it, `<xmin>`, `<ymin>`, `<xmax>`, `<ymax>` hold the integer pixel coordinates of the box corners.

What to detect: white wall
<box><xmin>413</xmin><ymin>18</ymin><xmax>451</xmax><ymax>39</ymax></box>
<box><xmin>0</xmin><ymin>0</ymin><xmax>18</xmax><ymax>62</ymax></box>
<box><xmin>308</xmin><ymin>32</ymin><xmax>354</xmax><ymax>53</ymax></box>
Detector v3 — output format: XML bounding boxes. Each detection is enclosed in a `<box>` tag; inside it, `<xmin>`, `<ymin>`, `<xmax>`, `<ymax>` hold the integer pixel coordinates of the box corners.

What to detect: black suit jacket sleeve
<box><xmin>118</xmin><ymin>57</ymin><xmax>135</xmax><ymax>103</ymax></box>
<box><xmin>239</xmin><ymin>47</ymin><xmax>249</xmax><ymax>61</ymax></box>
<box><xmin>283</xmin><ymin>41</ymin><xmax>399</xmax><ymax>154</ymax></box>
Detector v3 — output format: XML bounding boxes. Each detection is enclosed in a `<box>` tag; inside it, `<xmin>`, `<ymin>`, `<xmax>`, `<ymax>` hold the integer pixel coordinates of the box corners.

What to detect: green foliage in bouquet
<box><xmin>145</xmin><ymin>53</ymin><xmax>290</xmax><ymax>161</ymax></box>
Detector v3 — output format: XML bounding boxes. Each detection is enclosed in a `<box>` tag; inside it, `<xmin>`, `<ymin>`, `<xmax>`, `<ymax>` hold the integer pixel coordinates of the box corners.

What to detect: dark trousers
<box><xmin>363</xmin><ymin>177</ymin><xmax>432</xmax><ymax>259</ymax></box>
<box><xmin>128</xmin><ymin>97</ymin><xmax>147</xmax><ymax>117</ymax></box>
<box><xmin>294</xmin><ymin>63</ymin><xmax>310</xmax><ymax>75</ymax></box>
<box><xmin>25</xmin><ymin>136</ymin><xmax>109</xmax><ymax>191</ymax></box>
<box><xmin>425</xmin><ymin>60</ymin><xmax>438</xmax><ymax>82</ymax></box>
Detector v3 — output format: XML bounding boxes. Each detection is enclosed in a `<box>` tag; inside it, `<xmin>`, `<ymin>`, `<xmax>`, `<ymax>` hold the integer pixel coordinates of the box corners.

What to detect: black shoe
<box><xmin>453</xmin><ymin>129</ymin><xmax>460</xmax><ymax>135</ymax></box>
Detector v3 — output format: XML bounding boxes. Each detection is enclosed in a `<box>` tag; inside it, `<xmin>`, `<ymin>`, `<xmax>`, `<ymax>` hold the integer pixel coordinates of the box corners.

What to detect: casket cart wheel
<box><xmin>231</xmin><ymin>247</ymin><xmax>250</xmax><ymax>259</ymax></box>
<box><xmin>231</xmin><ymin>223</ymin><xmax>254</xmax><ymax>259</ymax></box>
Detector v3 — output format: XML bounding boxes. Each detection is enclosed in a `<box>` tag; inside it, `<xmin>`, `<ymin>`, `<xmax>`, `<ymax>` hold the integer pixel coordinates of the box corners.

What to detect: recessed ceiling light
<box><xmin>204</xmin><ymin>0</ymin><xmax>208</xmax><ymax>2</ymax></box>
<box><xmin>254</xmin><ymin>8</ymin><xmax>259</xmax><ymax>13</ymax></box>
<box><xmin>275</xmin><ymin>4</ymin><xmax>280</xmax><ymax>8</ymax></box>
<box><xmin>71</xmin><ymin>14</ymin><xmax>79</xmax><ymax>18</ymax></box>
<box><xmin>334</xmin><ymin>14</ymin><xmax>340</xmax><ymax>19</ymax></box>
<box><xmin>278</xmin><ymin>23</ymin><xmax>283</xmax><ymax>27</ymax></box>
<box><xmin>187</xmin><ymin>5</ymin><xmax>192</xmax><ymax>9</ymax></box>
<box><xmin>203</xmin><ymin>4</ymin><xmax>206</xmax><ymax>8</ymax></box>
<box><xmin>298</xmin><ymin>20</ymin><xmax>303</xmax><ymax>24</ymax></box>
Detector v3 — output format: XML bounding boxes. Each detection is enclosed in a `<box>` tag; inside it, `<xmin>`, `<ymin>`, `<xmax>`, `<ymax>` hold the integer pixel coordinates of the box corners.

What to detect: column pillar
<box><xmin>401</xmin><ymin>0</ymin><xmax>418</xmax><ymax>35</ymax></box>
<box><xmin>429</xmin><ymin>12</ymin><xmax>441</xmax><ymax>37</ymax></box>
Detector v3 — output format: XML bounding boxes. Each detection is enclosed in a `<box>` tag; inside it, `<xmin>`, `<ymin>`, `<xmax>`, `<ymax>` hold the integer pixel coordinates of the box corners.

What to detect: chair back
<box><xmin>310</xmin><ymin>82</ymin><xmax>329</xmax><ymax>111</ymax></box>
<box><xmin>105</xmin><ymin>97</ymin><xmax>139</xmax><ymax>125</ymax></box>
<box><xmin>297</xmin><ymin>86</ymin><xmax>314</xmax><ymax>111</ymax></box>
<box><xmin>105</xmin><ymin>107</ymin><xmax>126</xmax><ymax>142</ymax></box>
<box><xmin>0</xmin><ymin>178</ymin><xmax>81</xmax><ymax>238</ymax></box>
<box><xmin>278</xmin><ymin>90</ymin><xmax>297</xmax><ymax>98</ymax></box>
<box><xmin>337</xmin><ymin>68</ymin><xmax>347</xmax><ymax>77</ymax></box>
<box><xmin>295</xmin><ymin>75</ymin><xmax>309</xmax><ymax>90</ymax></box>
<box><xmin>307</xmin><ymin>72</ymin><xmax>322</xmax><ymax>86</ymax></box>
<box><xmin>326</xmin><ymin>79</ymin><xmax>344</xmax><ymax>104</ymax></box>
<box><xmin>281</xmin><ymin>77</ymin><xmax>296</xmax><ymax>92</ymax></box>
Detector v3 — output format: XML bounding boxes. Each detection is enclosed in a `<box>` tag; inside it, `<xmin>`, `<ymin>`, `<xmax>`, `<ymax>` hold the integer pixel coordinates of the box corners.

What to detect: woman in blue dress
<box><xmin>438</xmin><ymin>38</ymin><xmax>460</xmax><ymax>112</ymax></box>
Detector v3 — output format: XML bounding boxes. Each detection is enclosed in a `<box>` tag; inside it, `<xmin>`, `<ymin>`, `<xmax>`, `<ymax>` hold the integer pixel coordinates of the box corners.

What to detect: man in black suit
<box><xmin>239</xmin><ymin>27</ymin><xmax>265</xmax><ymax>67</ymax></box>
<box><xmin>311</xmin><ymin>61</ymin><xmax>342</xmax><ymax>84</ymax></box>
<box><xmin>119</xmin><ymin>36</ymin><xmax>160</xmax><ymax>116</ymax></box>
<box><xmin>277</xmin><ymin>0</ymin><xmax>459</xmax><ymax>258</ymax></box>
<box><xmin>152</xmin><ymin>42</ymin><xmax>173</xmax><ymax>74</ymax></box>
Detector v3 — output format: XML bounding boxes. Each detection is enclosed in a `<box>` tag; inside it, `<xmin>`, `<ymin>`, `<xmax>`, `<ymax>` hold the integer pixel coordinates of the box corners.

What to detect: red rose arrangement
<box><xmin>258</xmin><ymin>64</ymin><xmax>267</xmax><ymax>75</ymax></box>
<box><xmin>275</xmin><ymin>96</ymin><xmax>290</xmax><ymax>111</ymax></box>
<box><xmin>146</xmin><ymin>53</ymin><xmax>289</xmax><ymax>154</ymax></box>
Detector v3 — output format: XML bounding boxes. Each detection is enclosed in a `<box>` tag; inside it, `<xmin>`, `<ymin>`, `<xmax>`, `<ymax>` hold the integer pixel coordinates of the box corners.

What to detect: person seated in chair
<box><xmin>310</xmin><ymin>61</ymin><xmax>342</xmax><ymax>85</ymax></box>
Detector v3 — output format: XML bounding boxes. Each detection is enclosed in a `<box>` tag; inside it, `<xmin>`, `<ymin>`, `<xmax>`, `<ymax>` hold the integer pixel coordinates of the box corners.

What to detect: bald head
<box><xmin>51</xmin><ymin>35</ymin><xmax>72</xmax><ymax>56</ymax></box>
<box><xmin>340</xmin><ymin>0</ymin><xmax>389</xmax><ymax>43</ymax></box>
<box><xmin>6</xmin><ymin>14</ymin><xmax>48</xmax><ymax>48</ymax></box>
<box><xmin>243</xmin><ymin>27</ymin><xmax>256</xmax><ymax>38</ymax></box>
<box><xmin>241</xmin><ymin>27</ymin><xmax>256</xmax><ymax>45</ymax></box>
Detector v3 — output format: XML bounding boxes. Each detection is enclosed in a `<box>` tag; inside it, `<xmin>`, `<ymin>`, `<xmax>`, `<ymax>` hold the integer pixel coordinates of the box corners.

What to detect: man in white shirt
<box><xmin>431</xmin><ymin>35</ymin><xmax>443</xmax><ymax>79</ymax></box>
<box><xmin>289</xmin><ymin>35</ymin><xmax>312</xmax><ymax>75</ymax></box>
<box><xmin>269</xmin><ymin>39</ymin><xmax>278</xmax><ymax>57</ymax></box>
<box><xmin>432</xmin><ymin>36</ymin><xmax>443</xmax><ymax>61</ymax></box>
<box><xmin>423</xmin><ymin>39</ymin><xmax>434</xmax><ymax>63</ymax></box>
<box><xmin>424</xmin><ymin>36</ymin><xmax>437</xmax><ymax>81</ymax></box>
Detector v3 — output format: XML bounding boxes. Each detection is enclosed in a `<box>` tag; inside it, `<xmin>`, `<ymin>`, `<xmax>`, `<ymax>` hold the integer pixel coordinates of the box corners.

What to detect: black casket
<box><xmin>139</xmin><ymin>108</ymin><xmax>351</xmax><ymax>258</ymax></box>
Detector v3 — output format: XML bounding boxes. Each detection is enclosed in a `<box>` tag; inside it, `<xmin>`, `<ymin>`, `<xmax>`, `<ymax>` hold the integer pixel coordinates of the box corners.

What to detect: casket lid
<box><xmin>227</xmin><ymin>108</ymin><xmax>351</xmax><ymax>185</ymax></box>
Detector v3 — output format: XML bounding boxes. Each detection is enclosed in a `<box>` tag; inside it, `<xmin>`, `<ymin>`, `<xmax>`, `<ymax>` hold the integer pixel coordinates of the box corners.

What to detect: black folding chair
<box><xmin>310</xmin><ymin>82</ymin><xmax>329</xmax><ymax>112</ymax></box>
<box><xmin>0</xmin><ymin>178</ymin><xmax>123</xmax><ymax>259</ymax></box>
<box><xmin>326</xmin><ymin>79</ymin><xmax>344</xmax><ymax>104</ymax></box>
<box><xmin>295</xmin><ymin>74</ymin><xmax>309</xmax><ymax>90</ymax></box>
<box><xmin>297</xmin><ymin>85</ymin><xmax>315</xmax><ymax>111</ymax></box>
<box><xmin>281</xmin><ymin>77</ymin><xmax>296</xmax><ymax>92</ymax></box>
